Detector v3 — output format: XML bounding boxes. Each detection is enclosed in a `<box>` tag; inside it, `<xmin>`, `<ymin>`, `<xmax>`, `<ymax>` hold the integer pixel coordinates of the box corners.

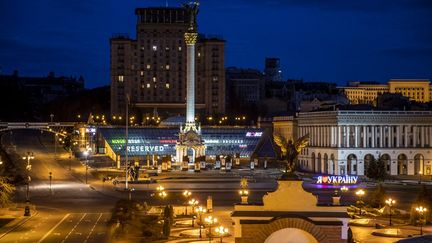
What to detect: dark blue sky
<box><xmin>1</xmin><ymin>0</ymin><xmax>431</xmax><ymax>88</ymax></box>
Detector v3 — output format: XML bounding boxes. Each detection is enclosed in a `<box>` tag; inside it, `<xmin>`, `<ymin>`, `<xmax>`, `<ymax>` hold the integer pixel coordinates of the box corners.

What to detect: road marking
<box><xmin>37</xmin><ymin>213</ymin><xmax>70</xmax><ymax>243</ymax></box>
<box><xmin>84</xmin><ymin>213</ymin><xmax>103</xmax><ymax>243</ymax></box>
<box><xmin>62</xmin><ymin>213</ymin><xmax>86</xmax><ymax>243</ymax></box>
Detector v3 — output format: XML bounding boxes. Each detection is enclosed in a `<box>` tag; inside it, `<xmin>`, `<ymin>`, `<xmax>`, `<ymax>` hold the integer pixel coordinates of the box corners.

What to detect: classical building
<box><xmin>296</xmin><ymin>110</ymin><xmax>432</xmax><ymax>176</ymax></box>
<box><xmin>342</xmin><ymin>79</ymin><xmax>432</xmax><ymax>105</ymax></box>
<box><xmin>110</xmin><ymin>7</ymin><xmax>225</xmax><ymax>119</ymax></box>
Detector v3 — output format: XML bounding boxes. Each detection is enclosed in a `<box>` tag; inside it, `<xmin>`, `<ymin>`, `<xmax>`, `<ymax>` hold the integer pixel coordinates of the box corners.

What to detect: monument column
<box><xmin>184</xmin><ymin>32</ymin><xmax>198</xmax><ymax>125</ymax></box>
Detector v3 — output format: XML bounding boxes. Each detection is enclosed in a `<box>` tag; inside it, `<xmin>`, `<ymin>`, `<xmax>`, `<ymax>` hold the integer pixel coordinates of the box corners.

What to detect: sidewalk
<box><xmin>0</xmin><ymin>205</ymin><xmax>38</xmax><ymax>240</ymax></box>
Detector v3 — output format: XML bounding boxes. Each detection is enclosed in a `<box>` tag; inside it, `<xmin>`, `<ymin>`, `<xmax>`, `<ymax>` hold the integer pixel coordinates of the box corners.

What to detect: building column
<box><xmin>380</xmin><ymin>126</ymin><xmax>384</xmax><ymax>148</ymax></box>
<box><xmin>405</xmin><ymin>125</ymin><xmax>409</xmax><ymax>148</ymax></box>
<box><xmin>346</xmin><ymin>126</ymin><xmax>350</xmax><ymax>148</ymax></box>
<box><xmin>421</xmin><ymin>126</ymin><xmax>425</xmax><ymax>147</ymax></box>
<box><xmin>371</xmin><ymin>126</ymin><xmax>375</xmax><ymax>148</ymax></box>
<box><xmin>388</xmin><ymin>126</ymin><xmax>393</xmax><ymax>148</ymax></box>
<box><xmin>354</xmin><ymin>126</ymin><xmax>359</xmax><ymax>148</ymax></box>
<box><xmin>413</xmin><ymin>126</ymin><xmax>417</xmax><ymax>147</ymax></box>
<box><xmin>397</xmin><ymin>125</ymin><xmax>401</xmax><ymax>147</ymax></box>
<box><xmin>337</xmin><ymin>126</ymin><xmax>341</xmax><ymax>147</ymax></box>
<box><xmin>331</xmin><ymin>126</ymin><xmax>336</xmax><ymax>147</ymax></box>
<box><xmin>363</xmin><ymin>126</ymin><xmax>367</xmax><ymax>148</ymax></box>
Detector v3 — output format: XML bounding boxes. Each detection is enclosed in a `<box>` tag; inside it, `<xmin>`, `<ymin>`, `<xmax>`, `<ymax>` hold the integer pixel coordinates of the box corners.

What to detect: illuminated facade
<box><xmin>98</xmin><ymin>127</ymin><xmax>270</xmax><ymax>163</ymax></box>
<box><xmin>296</xmin><ymin>110</ymin><xmax>432</xmax><ymax>176</ymax></box>
<box><xmin>342</xmin><ymin>79</ymin><xmax>432</xmax><ymax>105</ymax></box>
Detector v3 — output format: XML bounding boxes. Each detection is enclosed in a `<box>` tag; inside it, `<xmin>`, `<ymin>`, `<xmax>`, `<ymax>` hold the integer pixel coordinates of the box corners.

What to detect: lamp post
<box><xmin>215</xmin><ymin>225</ymin><xmax>229</xmax><ymax>243</ymax></box>
<box><xmin>22</xmin><ymin>152</ymin><xmax>34</xmax><ymax>216</ymax></box>
<box><xmin>23</xmin><ymin>152</ymin><xmax>34</xmax><ymax>202</ymax></box>
<box><xmin>189</xmin><ymin>199</ymin><xmax>198</xmax><ymax>227</ymax></box>
<box><xmin>204</xmin><ymin>215</ymin><xmax>217</xmax><ymax>242</ymax></box>
<box><xmin>415</xmin><ymin>206</ymin><xmax>427</xmax><ymax>235</ymax></box>
<box><xmin>49</xmin><ymin>171</ymin><xmax>52</xmax><ymax>193</ymax></box>
<box><xmin>239</xmin><ymin>189</ymin><xmax>249</xmax><ymax>204</ymax></box>
<box><xmin>183</xmin><ymin>190</ymin><xmax>192</xmax><ymax>215</ymax></box>
<box><xmin>83</xmin><ymin>150</ymin><xmax>89</xmax><ymax>184</ymax></box>
<box><xmin>125</xmin><ymin>94</ymin><xmax>130</xmax><ymax>191</ymax></box>
<box><xmin>355</xmin><ymin>189</ymin><xmax>365</xmax><ymax>216</ymax></box>
<box><xmin>340</xmin><ymin>186</ymin><xmax>349</xmax><ymax>193</ymax></box>
<box><xmin>195</xmin><ymin>206</ymin><xmax>207</xmax><ymax>238</ymax></box>
<box><xmin>385</xmin><ymin>198</ymin><xmax>396</xmax><ymax>226</ymax></box>
<box><xmin>156</xmin><ymin>185</ymin><xmax>167</xmax><ymax>203</ymax></box>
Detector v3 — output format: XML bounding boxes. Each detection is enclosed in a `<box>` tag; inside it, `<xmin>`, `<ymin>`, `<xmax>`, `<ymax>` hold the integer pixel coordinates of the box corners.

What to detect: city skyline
<box><xmin>1</xmin><ymin>0</ymin><xmax>431</xmax><ymax>88</ymax></box>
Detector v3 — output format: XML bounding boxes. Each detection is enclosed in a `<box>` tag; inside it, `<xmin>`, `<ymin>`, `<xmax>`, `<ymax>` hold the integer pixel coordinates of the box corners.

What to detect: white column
<box><xmin>371</xmin><ymin>126</ymin><xmax>375</xmax><ymax>148</ymax></box>
<box><xmin>405</xmin><ymin>125</ymin><xmax>409</xmax><ymax>148</ymax></box>
<box><xmin>421</xmin><ymin>126</ymin><xmax>425</xmax><ymax>147</ymax></box>
<box><xmin>185</xmin><ymin>36</ymin><xmax>196</xmax><ymax>124</ymax></box>
<box><xmin>346</xmin><ymin>126</ymin><xmax>350</xmax><ymax>147</ymax></box>
<box><xmin>413</xmin><ymin>126</ymin><xmax>417</xmax><ymax>147</ymax></box>
<box><xmin>397</xmin><ymin>125</ymin><xmax>401</xmax><ymax>147</ymax></box>
<box><xmin>380</xmin><ymin>126</ymin><xmax>384</xmax><ymax>148</ymax></box>
<box><xmin>354</xmin><ymin>126</ymin><xmax>359</xmax><ymax>148</ymax></box>
<box><xmin>331</xmin><ymin>126</ymin><xmax>335</xmax><ymax>147</ymax></box>
<box><xmin>388</xmin><ymin>126</ymin><xmax>392</xmax><ymax>148</ymax></box>
<box><xmin>363</xmin><ymin>126</ymin><xmax>367</xmax><ymax>148</ymax></box>
<box><xmin>337</xmin><ymin>126</ymin><xmax>342</xmax><ymax>147</ymax></box>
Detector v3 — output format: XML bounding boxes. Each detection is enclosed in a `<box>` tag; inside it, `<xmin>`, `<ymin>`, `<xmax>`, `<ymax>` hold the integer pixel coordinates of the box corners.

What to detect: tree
<box><xmin>366</xmin><ymin>157</ymin><xmax>386</xmax><ymax>181</ymax></box>
<box><xmin>0</xmin><ymin>177</ymin><xmax>15</xmax><ymax>207</ymax></box>
<box><xmin>370</xmin><ymin>183</ymin><xmax>386</xmax><ymax>208</ymax></box>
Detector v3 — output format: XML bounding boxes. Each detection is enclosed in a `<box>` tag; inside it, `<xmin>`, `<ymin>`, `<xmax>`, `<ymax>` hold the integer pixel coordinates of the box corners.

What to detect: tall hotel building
<box><xmin>110</xmin><ymin>7</ymin><xmax>225</xmax><ymax>118</ymax></box>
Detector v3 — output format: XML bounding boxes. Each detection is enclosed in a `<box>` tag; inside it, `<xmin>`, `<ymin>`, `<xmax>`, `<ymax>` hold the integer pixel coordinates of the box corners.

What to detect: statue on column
<box><xmin>274</xmin><ymin>134</ymin><xmax>309</xmax><ymax>177</ymax></box>
<box><xmin>183</xmin><ymin>1</ymin><xmax>200</xmax><ymax>32</ymax></box>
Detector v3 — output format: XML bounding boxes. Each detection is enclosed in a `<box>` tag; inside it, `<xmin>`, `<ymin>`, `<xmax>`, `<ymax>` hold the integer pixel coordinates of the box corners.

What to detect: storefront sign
<box><xmin>316</xmin><ymin>175</ymin><xmax>358</xmax><ymax>184</ymax></box>
<box><xmin>246</xmin><ymin>132</ymin><xmax>262</xmax><ymax>137</ymax></box>
<box><xmin>127</xmin><ymin>145</ymin><xmax>165</xmax><ymax>152</ymax></box>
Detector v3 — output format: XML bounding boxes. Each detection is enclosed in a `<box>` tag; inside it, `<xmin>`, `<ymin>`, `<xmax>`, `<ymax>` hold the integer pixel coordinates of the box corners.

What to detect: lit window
<box><xmin>166</xmin><ymin>83</ymin><xmax>170</xmax><ymax>89</ymax></box>
<box><xmin>178</xmin><ymin>46</ymin><xmax>182</xmax><ymax>51</ymax></box>
<box><xmin>165</xmin><ymin>46</ymin><xmax>170</xmax><ymax>51</ymax></box>
<box><xmin>153</xmin><ymin>77</ymin><xmax>157</xmax><ymax>82</ymax></box>
<box><xmin>140</xmin><ymin>71</ymin><xmax>144</xmax><ymax>76</ymax></box>
<box><xmin>146</xmin><ymin>83</ymin><xmax>150</xmax><ymax>88</ymax></box>
<box><xmin>146</xmin><ymin>64</ymin><xmax>151</xmax><ymax>70</ymax></box>
<box><xmin>165</xmin><ymin>65</ymin><xmax>170</xmax><ymax>70</ymax></box>
<box><xmin>152</xmin><ymin>45</ymin><xmax>157</xmax><ymax>51</ymax></box>
<box><xmin>212</xmin><ymin>76</ymin><xmax>218</xmax><ymax>81</ymax></box>
<box><xmin>118</xmin><ymin>75</ymin><xmax>124</xmax><ymax>82</ymax></box>
<box><xmin>198</xmin><ymin>52</ymin><xmax>201</xmax><ymax>57</ymax></box>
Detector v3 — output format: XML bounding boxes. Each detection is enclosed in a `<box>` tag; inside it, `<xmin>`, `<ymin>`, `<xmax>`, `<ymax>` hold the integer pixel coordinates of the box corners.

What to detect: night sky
<box><xmin>1</xmin><ymin>0</ymin><xmax>431</xmax><ymax>88</ymax></box>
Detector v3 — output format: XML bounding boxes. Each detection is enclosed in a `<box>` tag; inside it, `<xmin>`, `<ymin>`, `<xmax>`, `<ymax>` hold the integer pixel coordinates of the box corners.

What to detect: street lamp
<box><xmin>156</xmin><ymin>185</ymin><xmax>167</xmax><ymax>203</ymax></box>
<box><xmin>239</xmin><ymin>189</ymin><xmax>249</xmax><ymax>204</ymax></box>
<box><xmin>183</xmin><ymin>190</ymin><xmax>192</xmax><ymax>215</ymax></box>
<box><xmin>340</xmin><ymin>186</ymin><xmax>349</xmax><ymax>193</ymax></box>
<box><xmin>195</xmin><ymin>206</ymin><xmax>207</xmax><ymax>238</ymax></box>
<box><xmin>215</xmin><ymin>225</ymin><xmax>229</xmax><ymax>243</ymax></box>
<box><xmin>355</xmin><ymin>189</ymin><xmax>365</xmax><ymax>216</ymax></box>
<box><xmin>416</xmin><ymin>206</ymin><xmax>427</xmax><ymax>235</ymax></box>
<box><xmin>83</xmin><ymin>150</ymin><xmax>90</xmax><ymax>184</ymax></box>
<box><xmin>385</xmin><ymin>198</ymin><xmax>396</xmax><ymax>226</ymax></box>
<box><xmin>204</xmin><ymin>215</ymin><xmax>218</xmax><ymax>242</ymax></box>
<box><xmin>22</xmin><ymin>152</ymin><xmax>34</xmax><ymax>202</ymax></box>
<box><xmin>22</xmin><ymin>152</ymin><xmax>34</xmax><ymax>216</ymax></box>
<box><xmin>189</xmin><ymin>199</ymin><xmax>199</xmax><ymax>227</ymax></box>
